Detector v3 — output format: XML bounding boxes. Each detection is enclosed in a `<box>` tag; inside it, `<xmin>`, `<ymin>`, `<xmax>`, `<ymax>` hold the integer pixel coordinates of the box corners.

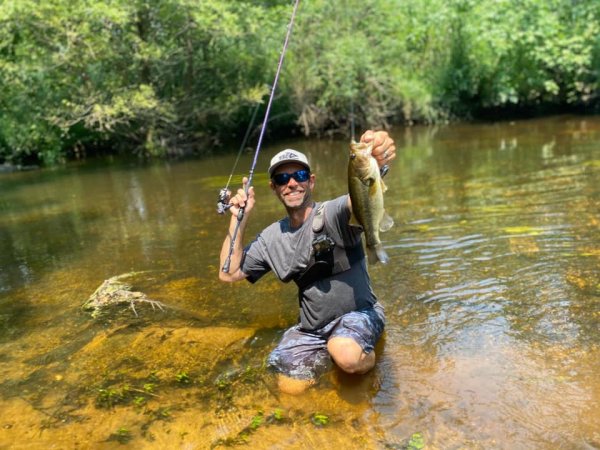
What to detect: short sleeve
<box><xmin>240</xmin><ymin>234</ymin><xmax>271</xmax><ymax>283</ymax></box>
<box><xmin>325</xmin><ymin>195</ymin><xmax>363</xmax><ymax>247</ymax></box>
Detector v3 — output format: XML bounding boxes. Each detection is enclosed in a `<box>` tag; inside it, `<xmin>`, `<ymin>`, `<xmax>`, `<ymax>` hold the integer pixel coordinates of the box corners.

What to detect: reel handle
<box><xmin>217</xmin><ymin>187</ymin><xmax>231</xmax><ymax>214</ymax></box>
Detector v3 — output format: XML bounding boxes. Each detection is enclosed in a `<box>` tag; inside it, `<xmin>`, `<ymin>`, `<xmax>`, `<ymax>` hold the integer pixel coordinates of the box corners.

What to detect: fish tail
<box><xmin>367</xmin><ymin>244</ymin><xmax>389</xmax><ymax>265</ymax></box>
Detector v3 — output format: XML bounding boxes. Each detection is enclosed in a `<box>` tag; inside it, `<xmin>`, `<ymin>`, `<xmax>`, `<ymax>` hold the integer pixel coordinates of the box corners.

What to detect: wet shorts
<box><xmin>267</xmin><ymin>303</ymin><xmax>385</xmax><ymax>380</ymax></box>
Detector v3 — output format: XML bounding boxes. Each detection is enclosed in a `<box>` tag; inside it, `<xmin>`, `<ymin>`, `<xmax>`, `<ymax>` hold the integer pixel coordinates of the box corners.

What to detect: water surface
<box><xmin>0</xmin><ymin>115</ymin><xmax>598</xmax><ymax>449</ymax></box>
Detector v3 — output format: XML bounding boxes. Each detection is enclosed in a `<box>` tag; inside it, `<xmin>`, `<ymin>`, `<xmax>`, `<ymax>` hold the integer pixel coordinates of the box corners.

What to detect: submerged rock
<box><xmin>66</xmin><ymin>324</ymin><xmax>257</xmax><ymax>387</ymax></box>
<box><xmin>83</xmin><ymin>272</ymin><xmax>165</xmax><ymax>318</ymax></box>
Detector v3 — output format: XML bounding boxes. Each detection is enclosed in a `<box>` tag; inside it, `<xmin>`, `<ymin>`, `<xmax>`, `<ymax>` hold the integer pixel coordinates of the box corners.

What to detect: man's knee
<box><xmin>277</xmin><ymin>374</ymin><xmax>314</xmax><ymax>395</ymax></box>
<box><xmin>327</xmin><ymin>337</ymin><xmax>375</xmax><ymax>374</ymax></box>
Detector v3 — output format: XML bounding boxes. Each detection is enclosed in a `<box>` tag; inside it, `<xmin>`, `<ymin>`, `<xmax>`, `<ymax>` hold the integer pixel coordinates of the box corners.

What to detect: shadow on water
<box><xmin>0</xmin><ymin>115</ymin><xmax>599</xmax><ymax>448</ymax></box>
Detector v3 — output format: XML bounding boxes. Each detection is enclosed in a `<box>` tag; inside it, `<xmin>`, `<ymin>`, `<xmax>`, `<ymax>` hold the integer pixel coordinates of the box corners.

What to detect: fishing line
<box><xmin>350</xmin><ymin>99</ymin><xmax>356</xmax><ymax>142</ymax></box>
<box><xmin>217</xmin><ymin>100</ymin><xmax>262</xmax><ymax>214</ymax></box>
<box><xmin>222</xmin><ymin>0</ymin><xmax>302</xmax><ymax>273</ymax></box>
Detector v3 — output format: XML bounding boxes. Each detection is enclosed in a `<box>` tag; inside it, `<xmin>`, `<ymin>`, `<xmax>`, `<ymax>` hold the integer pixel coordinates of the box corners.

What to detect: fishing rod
<box><xmin>222</xmin><ymin>0</ymin><xmax>302</xmax><ymax>273</ymax></box>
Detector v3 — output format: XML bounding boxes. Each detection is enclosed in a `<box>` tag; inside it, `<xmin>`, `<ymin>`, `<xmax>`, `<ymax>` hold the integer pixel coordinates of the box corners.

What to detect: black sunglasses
<box><xmin>272</xmin><ymin>169</ymin><xmax>310</xmax><ymax>186</ymax></box>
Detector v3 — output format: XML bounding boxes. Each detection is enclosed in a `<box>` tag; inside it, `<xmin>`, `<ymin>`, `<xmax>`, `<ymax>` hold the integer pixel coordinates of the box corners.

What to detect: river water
<box><xmin>0</xmin><ymin>115</ymin><xmax>598</xmax><ymax>449</ymax></box>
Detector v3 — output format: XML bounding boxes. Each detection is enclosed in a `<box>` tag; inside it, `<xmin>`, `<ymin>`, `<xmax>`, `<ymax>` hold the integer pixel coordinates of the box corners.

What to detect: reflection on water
<box><xmin>0</xmin><ymin>116</ymin><xmax>599</xmax><ymax>448</ymax></box>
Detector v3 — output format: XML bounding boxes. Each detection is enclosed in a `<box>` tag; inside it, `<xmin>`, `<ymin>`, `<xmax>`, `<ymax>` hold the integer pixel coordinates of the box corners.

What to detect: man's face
<box><xmin>270</xmin><ymin>162</ymin><xmax>315</xmax><ymax>210</ymax></box>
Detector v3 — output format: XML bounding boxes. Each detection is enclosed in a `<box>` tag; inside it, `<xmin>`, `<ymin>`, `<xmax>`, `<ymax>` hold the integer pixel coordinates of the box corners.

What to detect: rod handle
<box><xmin>221</xmin><ymin>205</ymin><xmax>245</xmax><ymax>273</ymax></box>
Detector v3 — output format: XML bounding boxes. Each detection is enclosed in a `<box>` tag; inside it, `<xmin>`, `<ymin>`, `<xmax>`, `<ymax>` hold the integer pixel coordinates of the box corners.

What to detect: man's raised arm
<box><xmin>219</xmin><ymin>177</ymin><xmax>255</xmax><ymax>282</ymax></box>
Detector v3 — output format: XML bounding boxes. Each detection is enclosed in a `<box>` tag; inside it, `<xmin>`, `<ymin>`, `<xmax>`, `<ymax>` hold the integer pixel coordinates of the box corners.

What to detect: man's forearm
<box><xmin>219</xmin><ymin>214</ymin><xmax>249</xmax><ymax>282</ymax></box>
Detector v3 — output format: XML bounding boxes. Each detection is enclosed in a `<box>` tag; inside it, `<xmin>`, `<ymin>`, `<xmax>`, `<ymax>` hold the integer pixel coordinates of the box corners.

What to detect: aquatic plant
<box><xmin>248</xmin><ymin>412</ymin><xmax>263</xmax><ymax>431</ymax></box>
<box><xmin>96</xmin><ymin>386</ymin><xmax>131</xmax><ymax>408</ymax></box>
<box><xmin>82</xmin><ymin>272</ymin><xmax>166</xmax><ymax>318</ymax></box>
<box><xmin>107</xmin><ymin>427</ymin><xmax>133</xmax><ymax>444</ymax></box>
<box><xmin>407</xmin><ymin>432</ymin><xmax>425</xmax><ymax>450</ymax></box>
<box><xmin>140</xmin><ymin>406</ymin><xmax>174</xmax><ymax>440</ymax></box>
<box><xmin>94</xmin><ymin>376</ymin><xmax>161</xmax><ymax>409</ymax></box>
<box><xmin>175</xmin><ymin>371</ymin><xmax>191</xmax><ymax>384</ymax></box>
<box><xmin>214</xmin><ymin>375</ymin><xmax>232</xmax><ymax>391</ymax></box>
<box><xmin>208</xmin><ymin>408</ymin><xmax>293</xmax><ymax>447</ymax></box>
<box><xmin>310</xmin><ymin>412</ymin><xmax>329</xmax><ymax>427</ymax></box>
<box><xmin>210</xmin><ymin>410</ymin><xmax>267</xmax><ymax>447</ymax></box>
<box><xmin>268</xmin><ymin>408</ymin><xmax>285</xmax><ymax>423</ymax></box>
<box><xmin>240</xmin><ymin>365</ymin><xmax>258</xmax><ymax>383</ymax></box>
<box><xmin>152</xmin><ymin>407</ymin><xmax>171</xmax><ymax>420</ymax></box>
<box><xmin>149</xmin><ymin>371</ymin><xmax>160</xmax><ymax>381</ymax></box>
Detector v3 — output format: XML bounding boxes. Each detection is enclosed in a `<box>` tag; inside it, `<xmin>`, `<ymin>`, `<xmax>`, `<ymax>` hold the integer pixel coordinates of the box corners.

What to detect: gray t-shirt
<box><xmin>241</xmin><ymin>195</ymin><xmax>377</xmax><ymax>330</ymax></box>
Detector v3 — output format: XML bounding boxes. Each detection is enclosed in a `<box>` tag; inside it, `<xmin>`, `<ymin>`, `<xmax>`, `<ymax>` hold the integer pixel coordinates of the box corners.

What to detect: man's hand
<box><xmin>227</xmin><ymin>177</ymin><xmax>255</xmax><ymax>219</ymax></box>
<box><xmin>360</xmin><ymin>130</ymin><xmax>396</xmax><ymax>169</ymax></box>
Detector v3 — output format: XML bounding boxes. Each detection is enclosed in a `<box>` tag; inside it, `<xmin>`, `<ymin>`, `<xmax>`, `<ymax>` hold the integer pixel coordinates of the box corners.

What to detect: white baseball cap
<box><xmin>268</xmin><ymin>149</ymin><xmax>311</xmax><ymax>177</ymax></box>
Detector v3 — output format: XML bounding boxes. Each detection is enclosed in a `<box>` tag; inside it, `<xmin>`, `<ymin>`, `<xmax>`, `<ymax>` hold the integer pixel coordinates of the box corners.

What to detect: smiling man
<box><xmin>219</xmin><ymin>130</ymin><xmax>396</xmax><ymax>394</ymax></box>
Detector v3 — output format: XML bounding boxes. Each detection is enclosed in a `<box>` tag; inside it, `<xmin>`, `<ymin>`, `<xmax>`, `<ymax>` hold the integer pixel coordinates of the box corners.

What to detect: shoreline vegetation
<box><xmin>1</xmin><ymin>0</ymin><xmax>598</xmax><ymax>166</ymax></box>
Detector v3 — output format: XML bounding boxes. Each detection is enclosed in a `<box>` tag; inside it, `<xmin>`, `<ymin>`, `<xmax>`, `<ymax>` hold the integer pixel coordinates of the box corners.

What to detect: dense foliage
<box><xmin>0</xmin><ymin>0</ymin><xmax>598</xmax><ymax>164</ymax></box>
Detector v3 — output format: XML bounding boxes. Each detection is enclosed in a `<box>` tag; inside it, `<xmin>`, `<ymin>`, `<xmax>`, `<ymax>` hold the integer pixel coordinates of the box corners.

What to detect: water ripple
<box><xmin>417</xmin><ymin>277</ymin><xmax>507</xmax><ymax>304</ymax></box>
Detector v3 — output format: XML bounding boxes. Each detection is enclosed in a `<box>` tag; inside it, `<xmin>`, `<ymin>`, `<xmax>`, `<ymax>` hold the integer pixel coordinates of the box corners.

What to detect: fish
<box><xmin>348</xmin><ymin>140</ymin><xmax>394</xmax><ymax>264</ymax></box>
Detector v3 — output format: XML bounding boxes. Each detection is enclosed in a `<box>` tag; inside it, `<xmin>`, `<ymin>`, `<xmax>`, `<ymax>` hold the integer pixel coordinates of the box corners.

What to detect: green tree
<box><xmin>0</xmin><ymin>0</ymin><xmax>598</xmax><ymax>165</ymax></box>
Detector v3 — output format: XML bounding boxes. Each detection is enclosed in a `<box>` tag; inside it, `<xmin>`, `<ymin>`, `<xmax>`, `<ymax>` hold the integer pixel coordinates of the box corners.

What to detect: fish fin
<box><xmin>379</xmin><ymin>211</ymin><xmax>394</xmax><ymax>232</ymax></box>
<box><xmin>380</xmin><ymin>178</ymin><xmax>388</xmax><ymax>193</ymax></box>
<box><xmin>367</xmin><ymin>244</ymin><xmax>389</xmax><ymax>265</ymax></box>
<box><xmin>361</xmin><ymin>175</ymin><xmax>376</xmax><ymax>187</ymax></box>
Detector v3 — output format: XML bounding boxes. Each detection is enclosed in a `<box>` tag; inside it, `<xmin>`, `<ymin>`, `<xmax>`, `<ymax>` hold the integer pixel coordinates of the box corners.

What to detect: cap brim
<box><xmin>268</xmin><ymin>161</ymin><xmax>311</xmax><ymax>177</ymax></box>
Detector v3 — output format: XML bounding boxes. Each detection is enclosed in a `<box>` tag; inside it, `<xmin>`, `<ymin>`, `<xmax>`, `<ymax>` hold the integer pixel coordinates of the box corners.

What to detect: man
<box><xmin>219</xmin><ymin>130</ymin><xmax>396</xmax><ymax>394</ymax></box>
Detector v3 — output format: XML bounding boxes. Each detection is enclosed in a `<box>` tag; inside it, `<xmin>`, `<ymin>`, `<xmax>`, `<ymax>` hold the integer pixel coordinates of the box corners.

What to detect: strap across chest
<box><xmin>294</xmin><ymin>202</ymin><xmax>363</xmax><ymax>290</ymax></box>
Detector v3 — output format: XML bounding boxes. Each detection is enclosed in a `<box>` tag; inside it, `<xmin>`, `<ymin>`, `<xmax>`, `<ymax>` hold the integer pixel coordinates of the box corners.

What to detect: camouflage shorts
<box><xmin>267</xmin><ymin>303</ymin><xmax>385</xmax><ymax>380</ymax></box>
